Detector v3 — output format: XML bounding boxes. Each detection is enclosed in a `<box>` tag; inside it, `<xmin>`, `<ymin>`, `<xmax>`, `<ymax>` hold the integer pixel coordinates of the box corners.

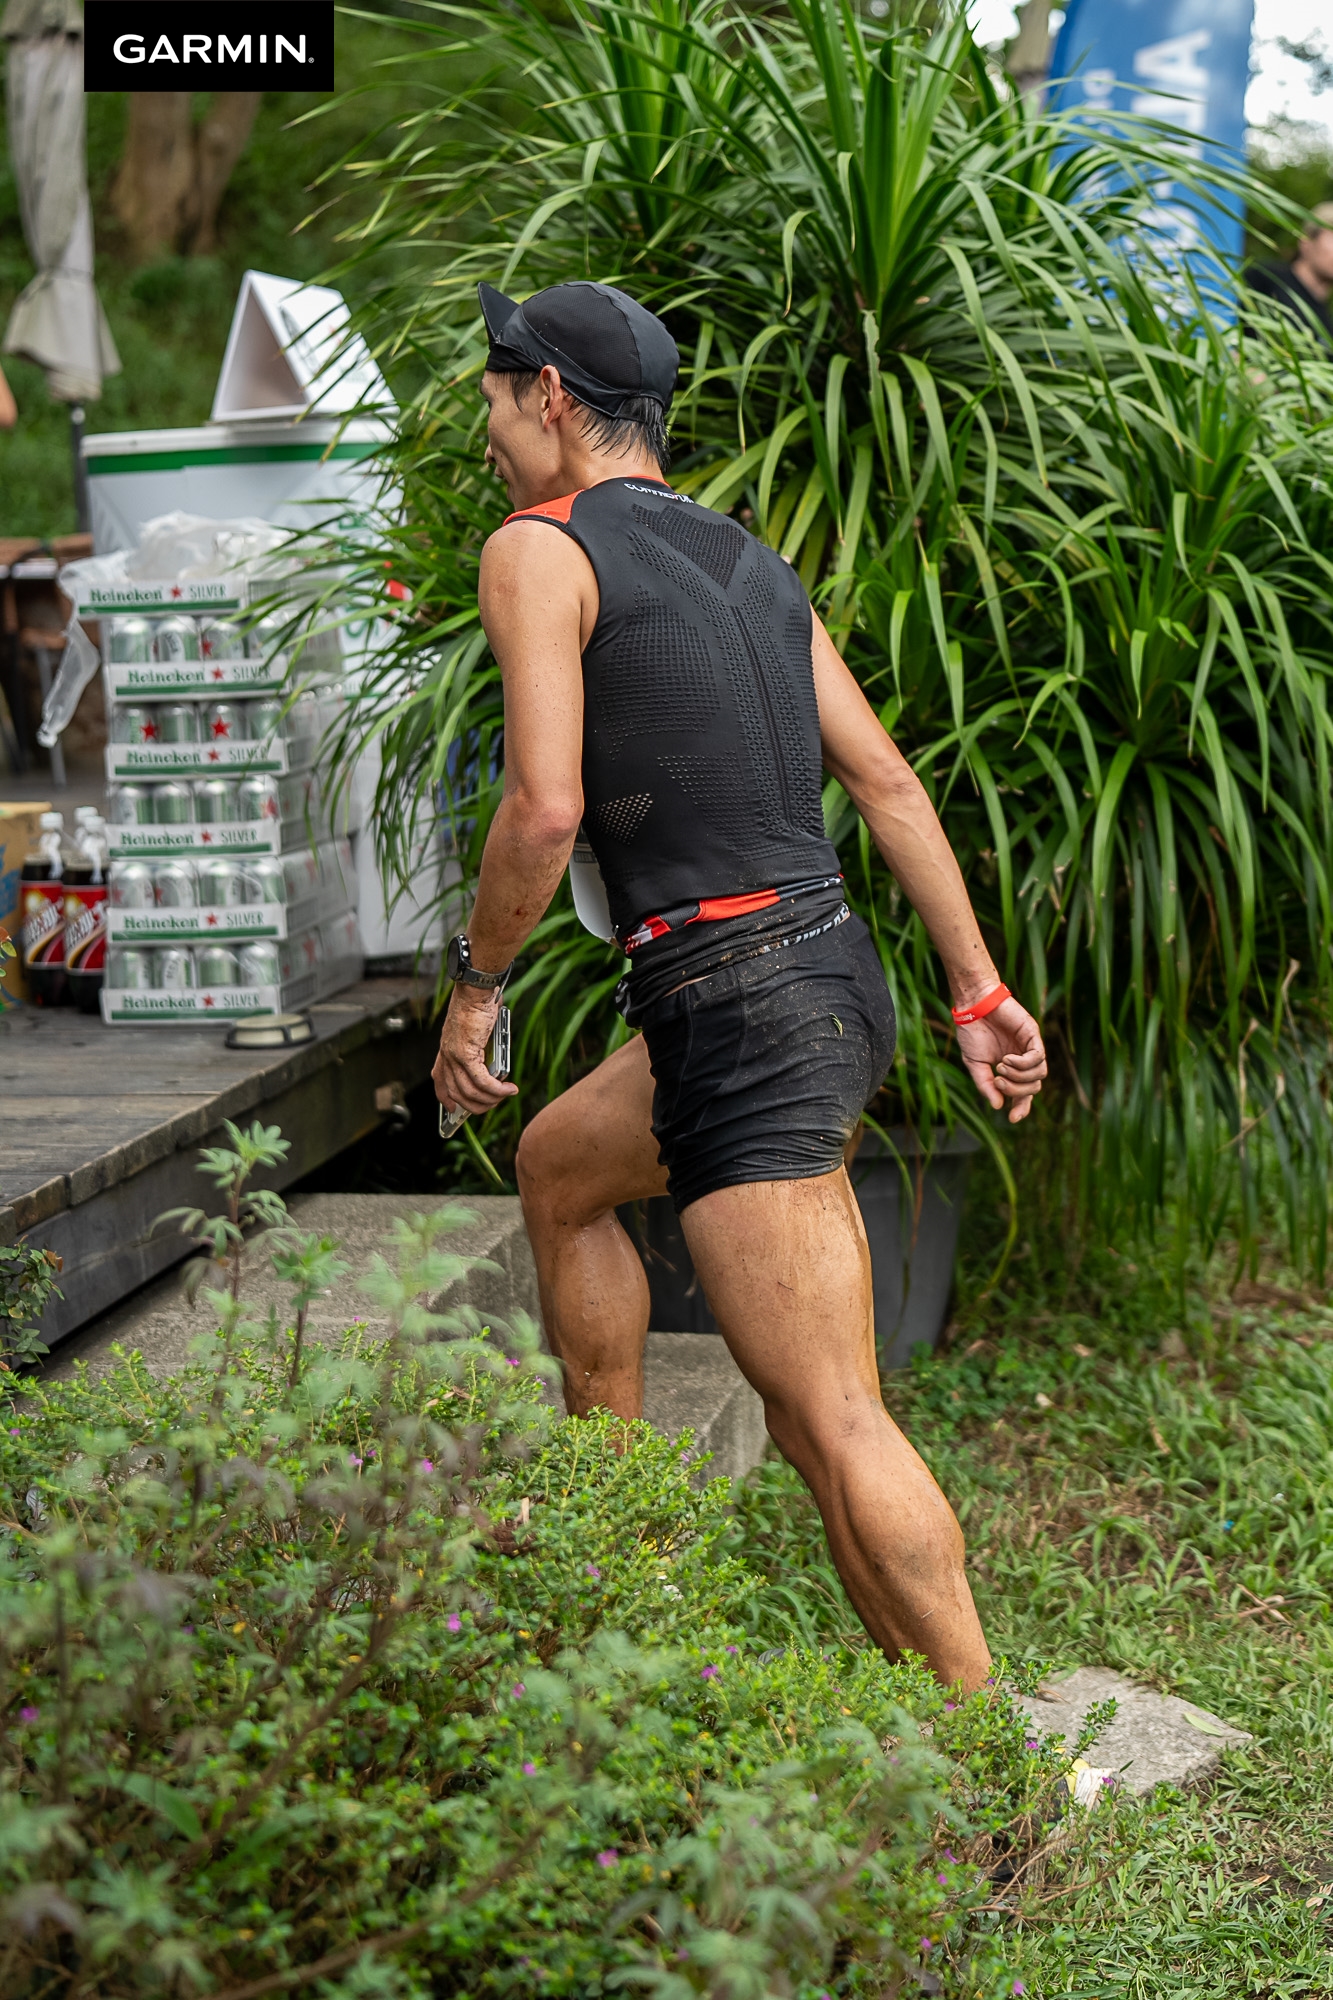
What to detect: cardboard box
<box><xmin>0</xmin><ymin>803</ymin><xmax>51</xmax><ymax>1003</ymax></box>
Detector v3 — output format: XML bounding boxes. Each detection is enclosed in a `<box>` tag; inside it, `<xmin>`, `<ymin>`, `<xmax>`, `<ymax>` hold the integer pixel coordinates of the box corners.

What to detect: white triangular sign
<box><xmin>211</xmin><ymin>271</ymin><xmax>395</xmax><ymax>422</ymax></box>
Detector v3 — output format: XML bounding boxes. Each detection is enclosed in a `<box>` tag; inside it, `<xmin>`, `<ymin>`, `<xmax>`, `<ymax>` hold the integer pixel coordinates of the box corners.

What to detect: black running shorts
<box><xmin>635</xmin><ymin>913</ymin><xmax>897</xmax><ymax>1213</ymax></box>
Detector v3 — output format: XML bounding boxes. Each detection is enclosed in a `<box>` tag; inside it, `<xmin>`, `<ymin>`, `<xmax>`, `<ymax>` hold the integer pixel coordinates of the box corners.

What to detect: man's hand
<box><xmin>955</xmin><ymin>997</ymin><xmax>1048</xmax><ymax>1124</ymax></box>
<box><xmin>433</xmin><ymin>986</ymin><xmax>518</xmax><ymax>1117</ymax></box>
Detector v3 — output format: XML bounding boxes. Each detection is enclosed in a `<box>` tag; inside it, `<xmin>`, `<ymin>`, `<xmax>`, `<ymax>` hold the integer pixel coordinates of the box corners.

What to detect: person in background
<box><xmin>1245</xmin><ymin>200</ymin><xmax>1333</xmax><ymax>345</ymax></box>
<box><xmin>0</xmin><ymin>362</ymin><xmax>16</xmax><ymax>429</ymax></box>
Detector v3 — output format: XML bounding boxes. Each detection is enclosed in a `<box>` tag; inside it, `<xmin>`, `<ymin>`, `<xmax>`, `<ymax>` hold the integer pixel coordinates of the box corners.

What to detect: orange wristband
<box><xmin>952</xmin><ymin>983</ymin><xmax>1010</xmax><ymax>1025</ymax></box>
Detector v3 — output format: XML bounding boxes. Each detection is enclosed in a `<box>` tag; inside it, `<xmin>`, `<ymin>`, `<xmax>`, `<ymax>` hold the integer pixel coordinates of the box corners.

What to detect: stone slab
<box><xmin>1017</xmin><ymin>1666</ymin><xmax>1252</xmax><ymax>1795</ymax></box>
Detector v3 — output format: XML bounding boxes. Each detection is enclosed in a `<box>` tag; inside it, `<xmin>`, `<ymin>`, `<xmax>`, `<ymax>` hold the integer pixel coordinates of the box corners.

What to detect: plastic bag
<box><xmin>35</xmin><ymin>610</ymin><xmax>101</xmax><ymax>749</ymax></box>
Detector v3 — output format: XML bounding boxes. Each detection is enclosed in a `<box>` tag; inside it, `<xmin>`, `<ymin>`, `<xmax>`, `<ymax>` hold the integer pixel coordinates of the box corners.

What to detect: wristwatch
<box><xmin>446</xmin><ymin>932</ymin><xmax>513</xmax><ymax>990</ymax></box>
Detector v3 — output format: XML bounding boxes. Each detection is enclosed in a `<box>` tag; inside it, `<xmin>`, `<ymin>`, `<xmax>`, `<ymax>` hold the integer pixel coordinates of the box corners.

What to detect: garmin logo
<box><xmin>85</xmin><ymin>5</ymin><xmax>335</xmax><ymax>92</ymax></box>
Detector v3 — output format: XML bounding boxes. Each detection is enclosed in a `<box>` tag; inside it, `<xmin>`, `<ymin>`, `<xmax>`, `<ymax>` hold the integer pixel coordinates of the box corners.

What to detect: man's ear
<box><xmin>539</xmin><ymin>365</ymin><xmax>565</xmax><ymax>429</ymax></box>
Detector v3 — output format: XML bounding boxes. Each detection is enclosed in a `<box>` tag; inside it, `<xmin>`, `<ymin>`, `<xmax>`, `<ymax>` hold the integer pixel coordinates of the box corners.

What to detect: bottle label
<box><xmin>21</xmin><ymin>883</ymin><xmax>65</xmax><ymax>967</ymax></box>
<box><xmin>64</xmin><ymin>884</ymin><xmax>108</xmax><ymax>976</ymax></box>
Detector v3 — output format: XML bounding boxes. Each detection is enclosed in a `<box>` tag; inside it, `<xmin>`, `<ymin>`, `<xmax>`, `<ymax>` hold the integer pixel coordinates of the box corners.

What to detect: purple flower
<box><xmin>701</xmin><ymin>1664</ymin><xmax>720</xmax><ymax>1681</ymax></box>
<box><xmin>447</xmin><ymin>1614</ymin><xmax>462</xmax><ymax>1633</ymax></box>
<box><xmin>937</xmin><ymin>1872</ymin><xmax>948</xmax><ymax>1884</ymax></box>
<box><xmin>1025</xmin><ymin>1738</ymin><xmax>1038</xmax><ymax>1750</ymax></box>
<box><xmin>920</xmin><ymin>1938</ymin><xmax>934</xmax><ymax>1953</ymax></box>
<box><xmin>945</xmin><ymin>1850</ymin><xmax>957</xmax><ymax>1863</ymax></box>
<box><xmin>943</xmin><ymin>1701</ymin><xmax>957</xmax><ymax>1712</ymax></box>
<box><xmin>585</xmin><ymin>1564</ymin><xmax>601</xmax><ymax>1580</ymax></box>
<box><xmin>725</xmin><ymin>1645</ymin><xmax>739</xmax><ymax>1655</ymax></box>
<box><xmin>349</xmin><ymin>1454</ymin><xmax>363</xmax><ymax>1469</ymax></box>
<box><xmin>507</xmin><ymin>1356</ymin><xmax>521</xmax><ymax>1368</ymax></box>
<box><xmin>523</xmin><ymin>1761</ymin><xmax>538</xmax><ymax>1776</ymax></box>
<box><xmin>512</xmin><ymin>1683</ymin><xmax>526</xmax><ymax>1698</ymax></box>
<box><xmin>420</xmin><ymin>1459</ymin><xmax>434</xmax><ymax>1474</ymax></box>
<box><xmin>596</xmin><ymin>1849</ymin><xmax>619</xmax><ymax>1868</ymax></box>
<box><xmin>19</xmin><ymin>1707</ymin><xmax>39</xmax><ymax>1724</ymax></box>
<box><xmin>1012</xmin><ymin>1985</ymin><xmax>1027</xmax><ymax>1997</ymax></box>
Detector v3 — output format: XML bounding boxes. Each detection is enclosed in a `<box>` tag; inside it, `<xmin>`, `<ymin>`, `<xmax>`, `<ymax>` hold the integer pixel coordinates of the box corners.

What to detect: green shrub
<box><xmin>0</xmin><ymin>1126</ymin><xmax>1059</xmax><ymax>1997</ymax></box>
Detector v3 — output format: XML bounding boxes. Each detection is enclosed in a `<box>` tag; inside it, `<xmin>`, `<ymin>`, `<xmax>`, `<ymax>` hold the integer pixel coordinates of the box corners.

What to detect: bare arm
<box><xmin>432</xmin><ymin>522</ymin><xmax>593</xmax><ymax>1116</ymax></box>
<box><xmin>812</xmin><ymin>615</ymin><xmax>1046</xmax><ymax>1121</ymax></box>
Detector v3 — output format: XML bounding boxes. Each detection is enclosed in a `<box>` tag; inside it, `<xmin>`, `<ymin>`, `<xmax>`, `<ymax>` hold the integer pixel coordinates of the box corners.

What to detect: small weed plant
<box><xmin>0</xmin><ymin>1124</ymin><xmax>1057</xmax><ymax>1999</ymax></box>
<box><xmin>0</xmin><ymin>1242</ymin><xmax>62</xmax><ymax>1385</ymax></box>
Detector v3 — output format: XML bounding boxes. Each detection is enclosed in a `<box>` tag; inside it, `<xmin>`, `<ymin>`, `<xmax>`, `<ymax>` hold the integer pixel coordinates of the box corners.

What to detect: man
<box><xmin>1245</xmin><ymin>201</ymin><xmax>1333</xmax><ymax>345</ymax></box>
<box><xmin>433</xmin><ymin>280</ymin><xmax>1048</xmax><ymax>1694</ymax></box>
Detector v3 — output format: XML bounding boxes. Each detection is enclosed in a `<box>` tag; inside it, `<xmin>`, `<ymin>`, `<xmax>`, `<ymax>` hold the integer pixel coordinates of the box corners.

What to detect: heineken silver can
<box><xmin>239</xmin><ymin>941</ymin><xmax>282</xmax><ymax>988</ymax></box>
<box><xmin>285</xmin><ymin>690</ymin><xmax>320</xmax><ymax>740</ymax></box>
<box><xmin>248</xmin><ymin>697</ymin><xmax>285</xmax><ymax>741</ymax></box>
<box><xmin>193</xmin><ymin>778</ymin><xmax>238</xmax><ymax>824</ymax></box>
<box><xmin>108</xmin><ymin>783</ymin><xmax>155</xmax><ymax>826</ymax></box>
<box><xmin>250</xmin><ymin>856</ymin><xmax>288</xmax><ymax>905</ymax></box>
<box><xmin>196</xmin><ymin>857</ymin><xmax>250</xmax><ymax>908</ymax></box>
<box><xmin>203</xmin><ymin>701</ymin><xmax>247</xmax><ymax>743</ymax></box>
<box><xmin>237</xmin><ymin>774</ymin><xmax>281</xmax><ymax>822</ymax></box>
<box><xmin>108</xmin><ymin>944</ymin><xmax>153</xmax><ymax>989</ymax></box>
<box><xmin>283</xmin><ymin>851</ymin><xmax>320</xmax><ymax>902</ymax></box>
<box><xmin>152</xmin><ymin>782</ymin><xmax>195</xmax><ymax>825</ymax></box>
<box><xmin>153</xmin><ymin>946</ymin><xmax>197</xmax><ymax>991</ymax></box>
<box><xmin>199</xmin><ymin>617</ymin><xmax>245</xmax><ymax>662</ymax></box>
<box><xmin>111</xmin><ymin>703</ymin><xmax>159</xmax><ymax>745</ymax></box>
<box><xmin>154</xmin><ymin>859</ymin><xmax>198</xmax><ymax>909</ymax></box>
<box><xmin>108</xmin><ymin>860</ymin><xmax>156</xmax><ymax>909</ymax></box>
<box><xmin>154</xmin><ymin>616</ymin><xmax>201</xmax><ymax>665</ymax></box>
<box><xmin>247</xmin><ymin>613</ymin><xmax>289</xmax><ymax>662</ymax></box>
<box><xmin>157</xmin><ymin>702</ymin><xmax>200</xmax><ymax>745</ymax></box>
<box><xmin>196</xmin><ymin>944</ymin><xmax>242</xmax><ymax>986</ymax></box>
<box><xmin>107</xmin><ymin>616</ymin><xmax>154</xmax><ymax>665</ymax></box>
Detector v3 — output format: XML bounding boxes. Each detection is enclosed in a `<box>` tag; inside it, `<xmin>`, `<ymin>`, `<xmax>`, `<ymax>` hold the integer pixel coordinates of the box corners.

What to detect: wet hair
<box><xmin>500</xmin><ymin>368</ymin><xmax>671</xmax><ymax>473</ymax></box>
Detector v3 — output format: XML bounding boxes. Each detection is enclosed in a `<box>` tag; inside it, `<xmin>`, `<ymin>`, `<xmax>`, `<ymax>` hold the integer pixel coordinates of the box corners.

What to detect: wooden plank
<box><xmin>1</xmin><ymin>980</ymin><xmax>439</xmax><ymax>1340</ymax></box>
<box><xmin>0</xmin><ymin>982</ymin><xmax>434</xmax><ymax>1222</ymax></box>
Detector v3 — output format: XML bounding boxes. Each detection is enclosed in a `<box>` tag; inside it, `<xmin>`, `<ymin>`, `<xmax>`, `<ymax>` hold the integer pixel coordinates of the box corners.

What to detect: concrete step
<box><xmin>46</xmin><ymin>1192</ymin><xmax>528</xmax><ymax>1379</ymax></box>
<box><xmin>643</xmin><ymin>1330</ymin><xmax>767</xmax><ymax>1486</ymax></box>
<box><xmin>43</xmin><ymin>1193</ymin><xmax>769</xmax><ymax>1484</ymax></box>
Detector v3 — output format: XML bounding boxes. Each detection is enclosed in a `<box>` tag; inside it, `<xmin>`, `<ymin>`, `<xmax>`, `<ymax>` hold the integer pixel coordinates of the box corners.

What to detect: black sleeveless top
<box><xmin>506</xmin><ymin>476</ymin><xmax>839</xmax><ymax>933</ymax></box>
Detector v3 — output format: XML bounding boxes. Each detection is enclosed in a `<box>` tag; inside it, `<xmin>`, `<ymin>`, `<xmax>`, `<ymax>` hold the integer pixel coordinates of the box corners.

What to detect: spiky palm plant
<box><xmin>315</xmin><ymin>0</ymin><xmax>1333</xmax><ymax>1267</ymax></box>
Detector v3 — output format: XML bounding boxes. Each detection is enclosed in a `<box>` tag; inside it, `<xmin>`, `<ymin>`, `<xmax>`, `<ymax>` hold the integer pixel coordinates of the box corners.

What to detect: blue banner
<box><xmin>1047</xmin><ymin>0</ymin><xmax>1255</xmax><ymax>267</ymax></box>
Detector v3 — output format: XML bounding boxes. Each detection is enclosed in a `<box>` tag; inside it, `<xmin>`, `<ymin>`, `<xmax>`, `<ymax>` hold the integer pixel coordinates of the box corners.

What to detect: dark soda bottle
<box><xmin>20</xmin><ymin>811</ymin><xmax>70</xmax><ymax>1006</ymax></box>
<box><xmin>64</xmin><ymin>809</ymin><xmax>109</xmax><ymax>1015</ymax></box>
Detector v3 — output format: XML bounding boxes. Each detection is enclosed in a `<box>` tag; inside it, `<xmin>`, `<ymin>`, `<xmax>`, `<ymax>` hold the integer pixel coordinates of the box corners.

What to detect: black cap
<box><xmin>479</xmin><ymin>280</ymin><xmax>679</xmax><ymax>418</ymax></box>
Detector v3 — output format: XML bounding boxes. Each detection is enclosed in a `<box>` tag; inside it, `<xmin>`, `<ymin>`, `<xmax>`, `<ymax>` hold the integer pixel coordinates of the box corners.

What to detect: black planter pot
<box><xmin>618</xmin><ymin>1125</ymin><xmax>978</xmax><ymax>1369</ymax></box>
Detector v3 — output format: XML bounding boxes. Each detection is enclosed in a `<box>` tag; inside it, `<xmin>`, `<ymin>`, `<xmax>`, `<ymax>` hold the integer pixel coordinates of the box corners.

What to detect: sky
<box><xmin>966</xmin><ymin>0</ymin><xmax>1333</xmax><ymax>144</ymax></box>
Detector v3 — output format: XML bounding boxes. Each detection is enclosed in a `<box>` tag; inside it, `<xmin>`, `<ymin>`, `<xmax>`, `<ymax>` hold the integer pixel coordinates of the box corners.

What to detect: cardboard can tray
<box><xmin>108</xmin><ymin>888</ymin><xmax>354</xmax><ymax>945</ymax></box>
<box><xmin>70</xmin><ymin>578</ymin><xmax>250</xmax><ymax>616</ymax></box>
<box><xmin>106</xmin><ymin>786</ymin><xmax>359</xmax><ymax>860</ymax></box>
<box><xmin>104</xmin><ymin>732</ymin><xmax>318</xmax><ymax>780</ymax></box>
<box><xmin>99</xmin><ymin>951</ymin><xmax>364</xmax><ymax>1025</ymax></box>
<box><xmin>107</xmin><ymin>819</ymin><xmax>285</xmax><ymax>859</ymax></box>
<box><xmin>104</xmin><ymin>658</ymin><xmax>291</xmax><ymax>700</ymax></box>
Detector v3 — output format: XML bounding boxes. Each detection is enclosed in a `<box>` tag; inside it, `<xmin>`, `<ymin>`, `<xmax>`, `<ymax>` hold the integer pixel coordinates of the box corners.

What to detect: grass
<box><xmin>725</xmin><ymin>1157</ymin><xmax>1333</xmax><ymax>1995</ymax></box>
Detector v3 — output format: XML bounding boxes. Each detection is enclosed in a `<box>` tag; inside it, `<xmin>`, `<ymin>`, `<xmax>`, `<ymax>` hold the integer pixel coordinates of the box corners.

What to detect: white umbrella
<box><xmin>3</xmin><ymin>0</ymin><xmax>120</xmax><ymax>411</ymax></box>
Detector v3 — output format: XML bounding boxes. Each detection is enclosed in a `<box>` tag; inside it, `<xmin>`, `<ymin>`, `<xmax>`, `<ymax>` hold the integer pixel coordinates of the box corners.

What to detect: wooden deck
<box><xmin>1</xmin><ymin>980</ymin><xmax>440</xmax><ymax>1344</ymax></box>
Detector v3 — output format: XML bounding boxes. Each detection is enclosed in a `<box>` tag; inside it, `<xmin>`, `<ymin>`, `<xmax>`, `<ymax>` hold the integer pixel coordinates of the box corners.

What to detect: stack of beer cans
<box><xmin>93</xmin><ymin>583</ymin><xmax>364</xmax><ymax>1023</ymax></box>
